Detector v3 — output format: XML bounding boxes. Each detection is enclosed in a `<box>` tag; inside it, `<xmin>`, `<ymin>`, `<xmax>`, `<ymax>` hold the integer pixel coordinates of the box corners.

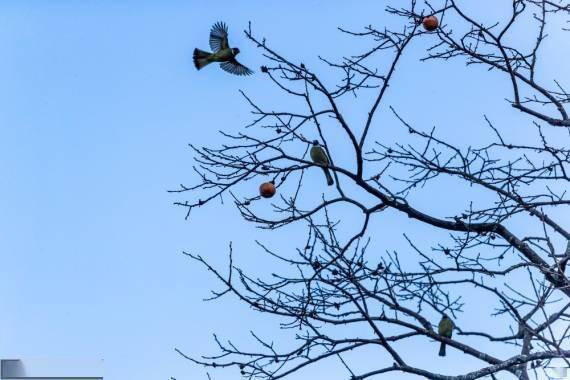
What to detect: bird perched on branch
<box><xmin>310</xmin><ymin>140</ymin><xmax>334</xmax><ymax>186</ymax></box>
<box><xmin>438</xmin><ymin>314</ymin><xmax>453</xmax><ymax>356</ymax></box>
<box><xmin>193</xmin><ymin>21</ymin><xmax>253</xmax><ymax>76</ymax></box>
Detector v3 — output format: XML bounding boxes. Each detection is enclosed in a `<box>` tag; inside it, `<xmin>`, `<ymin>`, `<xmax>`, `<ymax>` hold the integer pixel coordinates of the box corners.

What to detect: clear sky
<box><xmin>0</xmin><ymin>1</ymin><xmax>568</xmax><ymax>380</ymax></box>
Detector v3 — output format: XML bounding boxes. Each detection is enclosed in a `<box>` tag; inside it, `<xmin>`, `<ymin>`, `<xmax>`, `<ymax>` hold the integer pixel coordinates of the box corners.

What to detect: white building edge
<box><xmin>0</xmin><ymin>358</ymin><xmax>103</xmax><ymax>380</ymax></box>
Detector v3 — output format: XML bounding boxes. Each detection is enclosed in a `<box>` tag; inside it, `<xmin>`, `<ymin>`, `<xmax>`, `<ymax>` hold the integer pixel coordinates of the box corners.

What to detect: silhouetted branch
<box><xmin>175</xmin><ymin>1</ymin><xmax>570</xmax><ymax>379</ymax></box>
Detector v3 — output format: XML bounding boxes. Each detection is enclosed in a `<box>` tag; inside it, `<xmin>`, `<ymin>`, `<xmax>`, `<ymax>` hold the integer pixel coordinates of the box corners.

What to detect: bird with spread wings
<box><xmin>193</xmin><ymin>22</ymin><xmax>253</xmax><ymax>76</ymax></box>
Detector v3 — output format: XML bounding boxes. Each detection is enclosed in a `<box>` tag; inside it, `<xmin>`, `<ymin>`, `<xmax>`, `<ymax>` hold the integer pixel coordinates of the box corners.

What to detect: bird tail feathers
<box><xmin>438</xmin><ymin>342</ymin><xmax>446</xmax><ymax>357</ymax></box>
<box><xmin>324</xmin><ymin>168</ymin><xmax>334</xmax><ymax>186</ymax></box>
<box><xmin>193</xmin><ymin>48</ymin><xmax>212</xmax><ymax>70</ymax></box>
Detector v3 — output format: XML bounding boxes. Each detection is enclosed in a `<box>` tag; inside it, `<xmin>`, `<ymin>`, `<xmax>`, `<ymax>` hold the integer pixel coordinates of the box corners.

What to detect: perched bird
<box><xmin>438</xmin><ymin>314</ymin><xmax>454</xmax><ymax>357</ymax></box>
<box><xmin>310</xmin><ymin>140</ymin><xmax>334</xmax><ymax>186</ymax></box>
<box><xmin>193</xmin><ymin>21</ymin><xmax>253</xmax><ymax>76</ymax></box>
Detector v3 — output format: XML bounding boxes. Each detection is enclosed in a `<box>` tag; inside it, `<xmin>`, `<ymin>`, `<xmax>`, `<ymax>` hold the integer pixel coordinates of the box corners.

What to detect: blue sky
<box><xmin>0</xmin><ymin>1</ymin><xmax>568</xmax><ymax>379</ymax></box>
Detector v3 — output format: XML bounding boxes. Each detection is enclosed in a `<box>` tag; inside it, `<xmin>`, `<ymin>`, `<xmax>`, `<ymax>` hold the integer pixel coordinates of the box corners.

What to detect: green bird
<box><xmin>310</xmin><ymin>140</ymin><xmax>334</xmax><ymax>186</ymax></box>
<box><xmin>438</xmin><ymin>314</ymin><xmax>453</xmax><ymax>357</ymax></box>
<box><xmin>193</xmin><ymin>22</ymin><xmax>253</xmax><ymax>76</ymax></box>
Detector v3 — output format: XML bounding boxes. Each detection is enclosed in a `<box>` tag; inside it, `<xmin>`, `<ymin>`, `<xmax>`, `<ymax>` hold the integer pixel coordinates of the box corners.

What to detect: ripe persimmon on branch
<box><xmin>172</xmin><ymin>1</ymin><xmax>570</xmax><ymax>379</ymax></box>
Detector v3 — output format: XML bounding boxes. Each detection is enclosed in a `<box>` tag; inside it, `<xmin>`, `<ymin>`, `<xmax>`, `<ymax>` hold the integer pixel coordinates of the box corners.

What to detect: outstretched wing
<box><xmin>220</xmin><ymin>59</ymin><xmax>254</xmax><ymax>76</ymax></box>
<box><xmin>209</xmin><ymin>21</ymin><xmax>229</xmax><ymax>52</ymax></box>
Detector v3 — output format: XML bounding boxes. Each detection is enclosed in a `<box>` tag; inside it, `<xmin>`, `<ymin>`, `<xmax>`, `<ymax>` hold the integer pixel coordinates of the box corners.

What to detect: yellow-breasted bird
<box><xmin>193</xmin><ymin>22</ymin><xmax>253</xmax><ymax>76</ymax></box>
<box><xmin>310</xmin><ymin>140</ymin><xmax>334</xmax><ymax>186</ymax></box>
<box><xmin>438</xmin><ymin>314</ymin><xmax>453</xmax><ymax>357</ymax></box>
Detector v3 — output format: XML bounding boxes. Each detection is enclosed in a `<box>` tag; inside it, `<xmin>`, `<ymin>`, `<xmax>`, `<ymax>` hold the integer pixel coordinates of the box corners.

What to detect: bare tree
<box><xmin>172</xmin><ymin>1</ymin><xmax>570</xmax><ymax>379</ymax></box>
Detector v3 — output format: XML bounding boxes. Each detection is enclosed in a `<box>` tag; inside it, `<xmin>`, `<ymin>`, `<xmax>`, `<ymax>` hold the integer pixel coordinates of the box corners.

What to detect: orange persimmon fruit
<box><xmin>259</xmin><ymin>182</ymin><xmax>276</xmax><ymax>198</ymax></box>
<box><xmin>422</xmin><ymin>15</ymin><xmax>439</xmax><ymax>31</ymax></box>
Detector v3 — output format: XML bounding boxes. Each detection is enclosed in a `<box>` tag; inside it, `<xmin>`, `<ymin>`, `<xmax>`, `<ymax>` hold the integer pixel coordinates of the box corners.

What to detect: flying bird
<box><xmin>193</xmin><ymin>21</ymin><xmax>253</xmax><ymax>76</ymax></box>
<box><xmin>438</xmin><ymin>314</ymin><xmax>453</xmax><ymax>357</ymax></box>
<box><xmin>310</xmin><ymin>140</ymin><xmax>334</xmax><ymax>186</ymax></box>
